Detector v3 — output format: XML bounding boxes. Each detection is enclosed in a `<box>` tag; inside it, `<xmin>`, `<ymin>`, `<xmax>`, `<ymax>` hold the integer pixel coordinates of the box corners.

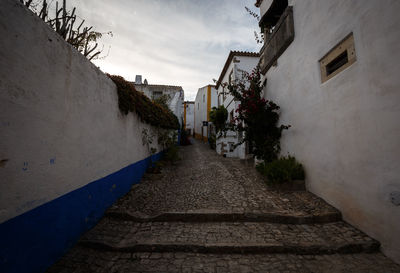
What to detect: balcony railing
<box><xmin>259</xmin><ymin>6</ymin><xmax>295</xmax><ymax>75</ymax></box>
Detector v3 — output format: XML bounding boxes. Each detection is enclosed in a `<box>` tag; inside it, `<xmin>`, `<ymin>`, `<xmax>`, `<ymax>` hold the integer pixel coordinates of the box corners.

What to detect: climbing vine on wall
<box><xmin>109</xmin><ymin>75</ymin><xmax>180</xmax><ymax>130</ymax></box>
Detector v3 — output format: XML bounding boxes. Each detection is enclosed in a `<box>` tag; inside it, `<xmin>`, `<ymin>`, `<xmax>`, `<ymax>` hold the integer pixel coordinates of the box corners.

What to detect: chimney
<box><xmin>135</xmin><ymin>75</ymin><xmax>142</xmax><ymax>85</ymax></box>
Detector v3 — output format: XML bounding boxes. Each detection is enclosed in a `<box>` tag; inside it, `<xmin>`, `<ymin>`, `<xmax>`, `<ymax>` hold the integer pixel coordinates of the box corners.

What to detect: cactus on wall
<box><xmin>20</xmin><ymin>0</ymin><xmax>112</xmax><ymax>60</ymax></box>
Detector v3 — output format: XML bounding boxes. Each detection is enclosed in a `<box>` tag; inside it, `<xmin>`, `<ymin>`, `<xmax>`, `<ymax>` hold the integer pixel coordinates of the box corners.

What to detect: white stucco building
<box><xmin>194</xmin><ymin>85</ymin><xmax>217</xmax><ymax>142</ymax></box>
<box><xmin>133</xmin><ymin>75</ymin><xmax>184</xmax><ymax>126</ymax></box>
<box><xmin>183</xmin><ymin>101</ymin><xmax>195</xmax><ymax>136</ymax></box>
<box><xmin>256</xmin><ymin>0</ymin><xmax>400</xmax><ymax>263</ymax></box>
<box><xmin>215</xmin><ymin>51</ymin><xmax>259</xmax><ymax>158</ymax></box>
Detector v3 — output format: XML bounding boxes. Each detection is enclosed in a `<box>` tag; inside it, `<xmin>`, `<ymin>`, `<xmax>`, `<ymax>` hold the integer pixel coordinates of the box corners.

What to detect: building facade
<box><xmin>215</xmin><ymin>51</ymin><xmax>259</xmax><ymax>158</ymax></box>
<box><xmin>256</xmin><ymin>0</ymin><xmax>400</xmax><ymax>263</ymax></box>
<box><xmin>133</xmin><ymin>75</ymin><xmax>184</xmax><ymax>126</ymax></box>
<box><xmin>183</xmin><ymin>101</ymin><xmax>195</xmax><ymax>136</ymax></box>
<box><xmin>194</xmin><ymin>85</ymin><xmax>217</xmax><ymax>142</ymax></box>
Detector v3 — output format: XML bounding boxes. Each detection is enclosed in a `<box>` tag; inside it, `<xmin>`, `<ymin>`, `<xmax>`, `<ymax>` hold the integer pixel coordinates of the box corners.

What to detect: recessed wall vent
<box><xmin>320</xmin><ymin>33</ymin><xmax>356</xmax><ymax>83</ymax></box>
<box><xmin>326</xmin><ymin>51</ymin><xmax>348</xmax><ymax>76</ymax></box>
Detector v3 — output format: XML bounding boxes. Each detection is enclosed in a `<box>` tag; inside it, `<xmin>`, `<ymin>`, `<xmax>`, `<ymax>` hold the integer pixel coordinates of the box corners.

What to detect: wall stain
<box><xmin>0</xmin><ymin>159</ymin><xmax>9</xmax><ymax>168</ymax></box>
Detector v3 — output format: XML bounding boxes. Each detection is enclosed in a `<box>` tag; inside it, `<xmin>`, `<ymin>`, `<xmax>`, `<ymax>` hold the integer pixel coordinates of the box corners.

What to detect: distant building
<box><xmin>194</xmin><ymin>85</ymin><xmax>217</xmax><ymax>142</ymax></box>
<box><xmin>183</xmin><ymin>101</ymin><xmax>195</xmax><ymax>135</ymax></box>
<box><xmin>215</xmin><ymin>51</ymin><xmax>259</xmax><ymax>158</ymax></box>
<box><xmin>133</xmin><ymin>75</ymin><xmax>184</xmax><ymax>126</ymax></box>
<box><xmin>256</xmin><ymin>0</ymin><xmax>400</xmax><ymax>263</ymax></box>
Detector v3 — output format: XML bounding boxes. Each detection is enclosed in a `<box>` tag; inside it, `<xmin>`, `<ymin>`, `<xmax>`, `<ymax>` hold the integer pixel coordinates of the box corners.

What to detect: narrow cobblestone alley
<box><xmin>48</xmin><ymin>140</ymin><xmax>400</xmax><ymax>273</ymax></box>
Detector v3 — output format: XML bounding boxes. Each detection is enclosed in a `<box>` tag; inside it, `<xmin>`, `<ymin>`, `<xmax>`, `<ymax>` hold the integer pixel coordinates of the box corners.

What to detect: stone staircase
<box><xmin>79</xmin><ymin>214</ymin><xmax>379</xmax><ymax>255</ymax></box>
<box><xmin>47</xmin><ymin>143</ymin><xmax>400</xmax><ymax>272</ymax></box>
<box><xmin>47</xmin><ymin>209</ymin><xmax>400</xmax><ymax>272</ymax></box>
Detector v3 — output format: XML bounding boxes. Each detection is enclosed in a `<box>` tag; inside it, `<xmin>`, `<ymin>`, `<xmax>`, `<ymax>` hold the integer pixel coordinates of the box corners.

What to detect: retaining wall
<box><xmin>0</xmin><ymin>1</ymin><xmax>164</xmax><ymax>272</ymax></box>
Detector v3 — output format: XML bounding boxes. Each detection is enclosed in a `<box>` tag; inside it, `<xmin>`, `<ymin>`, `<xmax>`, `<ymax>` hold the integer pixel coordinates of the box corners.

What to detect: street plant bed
<box><xmin>256</xmin><ymin>156</ymin><xmax>305</xmax><ymax>190</ymax></box>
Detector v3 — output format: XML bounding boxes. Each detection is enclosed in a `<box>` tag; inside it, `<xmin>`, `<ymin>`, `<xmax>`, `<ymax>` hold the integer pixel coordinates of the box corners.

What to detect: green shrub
<box><xmin>162</xmin><ymin>145</ymin><xmax>180</xmax><ymax>163</ymax></box>
<box><xmin>209</xmin><ymin>106</ymin><xmax>228</xmax><ymax>138</ymax></box>
<box><xmin>256</xmin><ymin>156</ymin><xmax>305</xmax><ymax>184</ymax></box>
<box><xmin>108</xmin><ymin>75</ymin><xmax>179</xmax><ymax>130</ymax></box>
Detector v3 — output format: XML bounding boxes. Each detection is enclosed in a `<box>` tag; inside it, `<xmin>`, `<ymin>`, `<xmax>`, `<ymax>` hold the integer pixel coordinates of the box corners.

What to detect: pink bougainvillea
<box><xmin>227</xmin><ymin>66</ymin><xmax>290</xmax><ymax>162</ymax></box>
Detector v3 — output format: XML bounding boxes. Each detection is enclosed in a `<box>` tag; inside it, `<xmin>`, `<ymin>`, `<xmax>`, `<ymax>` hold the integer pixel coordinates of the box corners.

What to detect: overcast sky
<box><xmin>66</xmin><ymin>0</ymin><xmax>261</xmax><ymax>100</ymax></box>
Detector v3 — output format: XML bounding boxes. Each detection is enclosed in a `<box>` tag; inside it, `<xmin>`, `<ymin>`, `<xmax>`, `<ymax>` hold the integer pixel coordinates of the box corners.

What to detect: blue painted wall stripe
<box><xmin>0</xmin><ymin>152</ymin><xmax>162</xmax><ymax>273</ymax></box>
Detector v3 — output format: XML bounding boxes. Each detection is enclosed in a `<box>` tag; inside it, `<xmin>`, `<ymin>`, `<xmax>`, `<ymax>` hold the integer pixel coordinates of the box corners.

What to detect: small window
<box><xmin>203</xmin><ymin>94</ymin><xmax>205</xmax><ymax>103</ymax></box>
<box><xmin>320</xmin><ymin>33</ymin><xmax>356</xmax><ymax>83</ymax></box>
<box><xmin>198</xmin><ymin>103</ymin><xmax>199</xmax><ymax>110</ymax></box>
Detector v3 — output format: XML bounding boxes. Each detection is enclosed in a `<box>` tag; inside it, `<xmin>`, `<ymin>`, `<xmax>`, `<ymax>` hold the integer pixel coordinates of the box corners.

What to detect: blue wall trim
<box><xmin>0</xmin><ymin>152</ymin><xmax>162</xmax><ymax>273</ymax></box>
<box><xmin>177</xmin><ymin>129</ymin><xmax>181</xmax><ymax>145</ymax></box>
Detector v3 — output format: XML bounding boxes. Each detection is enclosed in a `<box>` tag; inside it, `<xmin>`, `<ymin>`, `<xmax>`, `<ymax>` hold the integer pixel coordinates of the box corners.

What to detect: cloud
<box><xmin>67</xmin><ymin>0</ymin><xmax>261</xmax><ymax>100</ymax></box>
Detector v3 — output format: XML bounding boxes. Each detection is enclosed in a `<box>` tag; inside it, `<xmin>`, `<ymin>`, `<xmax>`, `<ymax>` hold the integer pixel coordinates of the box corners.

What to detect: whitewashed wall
<box><xmin>0</xmin><ymin>0</ymin><xmax>161</xmax><ymax>224</ymax></box>
<box><xmin>259</xmin><ymin>0</ymin><xmax>274</xmax><ymax>16</ymax></box>
<box><xmin>216</xmin><ymin>55</ymin><xmax>259</xmax><ymax>158</ymax></box>
<box><xmin>185</xmin><ymin>102</ymin><xmax>195</xmax><ymax>134</ymax></box>
<box><xmin>0</xmin><ymin>1</ymin><xmax>165</xmax><ymax>272</ymax></box>
<box><xmin>260</xmin><ymin>0</ymin><xmax>400</xmax><ymax>263</ymax></box>
<box><xmin>194</xmin><ymin>85</ymin><xmax>217</xmax><ymax>140</ymax></box>
<box><xmin>169</xmin><ymin>90</ymin><xmax>184</xmax><ymax>126</ymax></box>
<box><xmin>194</xmin><ymin>86</ymin><xmax>207</xmax><ymax>139</ymax></box>
<box><xmin>211</xmin><ymin>87</ymin><xmax>218</xmax><ymax>109</ymax></box>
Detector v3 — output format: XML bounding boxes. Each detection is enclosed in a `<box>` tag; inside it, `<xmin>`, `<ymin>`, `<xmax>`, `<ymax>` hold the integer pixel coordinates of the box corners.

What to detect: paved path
<box><xmin>48</xmin><ymin>140</ymin><xmax>400</xmax><ymax>272</ymax></box>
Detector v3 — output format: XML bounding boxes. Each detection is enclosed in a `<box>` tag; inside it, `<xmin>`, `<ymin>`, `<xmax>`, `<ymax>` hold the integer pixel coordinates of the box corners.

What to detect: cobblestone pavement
<box><xmin>109</xmin><ymin>141</ymin><xmax>339</xmax><ymax>218</ymax></box>
<box><xmin>49</xmin><ymin>249</ymin><xmax>400</xmax><ymax>273</ymax></box>
<box><xmin>48</xmin><ymin>140</ymin><xmax>400</xmax><ymax>272</ymax></box>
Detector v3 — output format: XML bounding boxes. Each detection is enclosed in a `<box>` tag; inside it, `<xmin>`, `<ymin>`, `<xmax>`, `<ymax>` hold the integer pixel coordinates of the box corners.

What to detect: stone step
<box><xmin>110</xmin><ymin>183</ymin><xmax>343</xmax><ymax>222</ymax></box>
<box><xmin>48</xmin><ymin>248</ymin><xmax>400</xmax><ymax>273</ymax></box>
<box><xmin>79</xmin><ymin>219</ymin><xmax>379</xmax><ymax>255</ymax></box>
<box><xmin>105</xmin><ymin>210</ymin><xmax>342</xmax><ymax>224</ymax></box>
